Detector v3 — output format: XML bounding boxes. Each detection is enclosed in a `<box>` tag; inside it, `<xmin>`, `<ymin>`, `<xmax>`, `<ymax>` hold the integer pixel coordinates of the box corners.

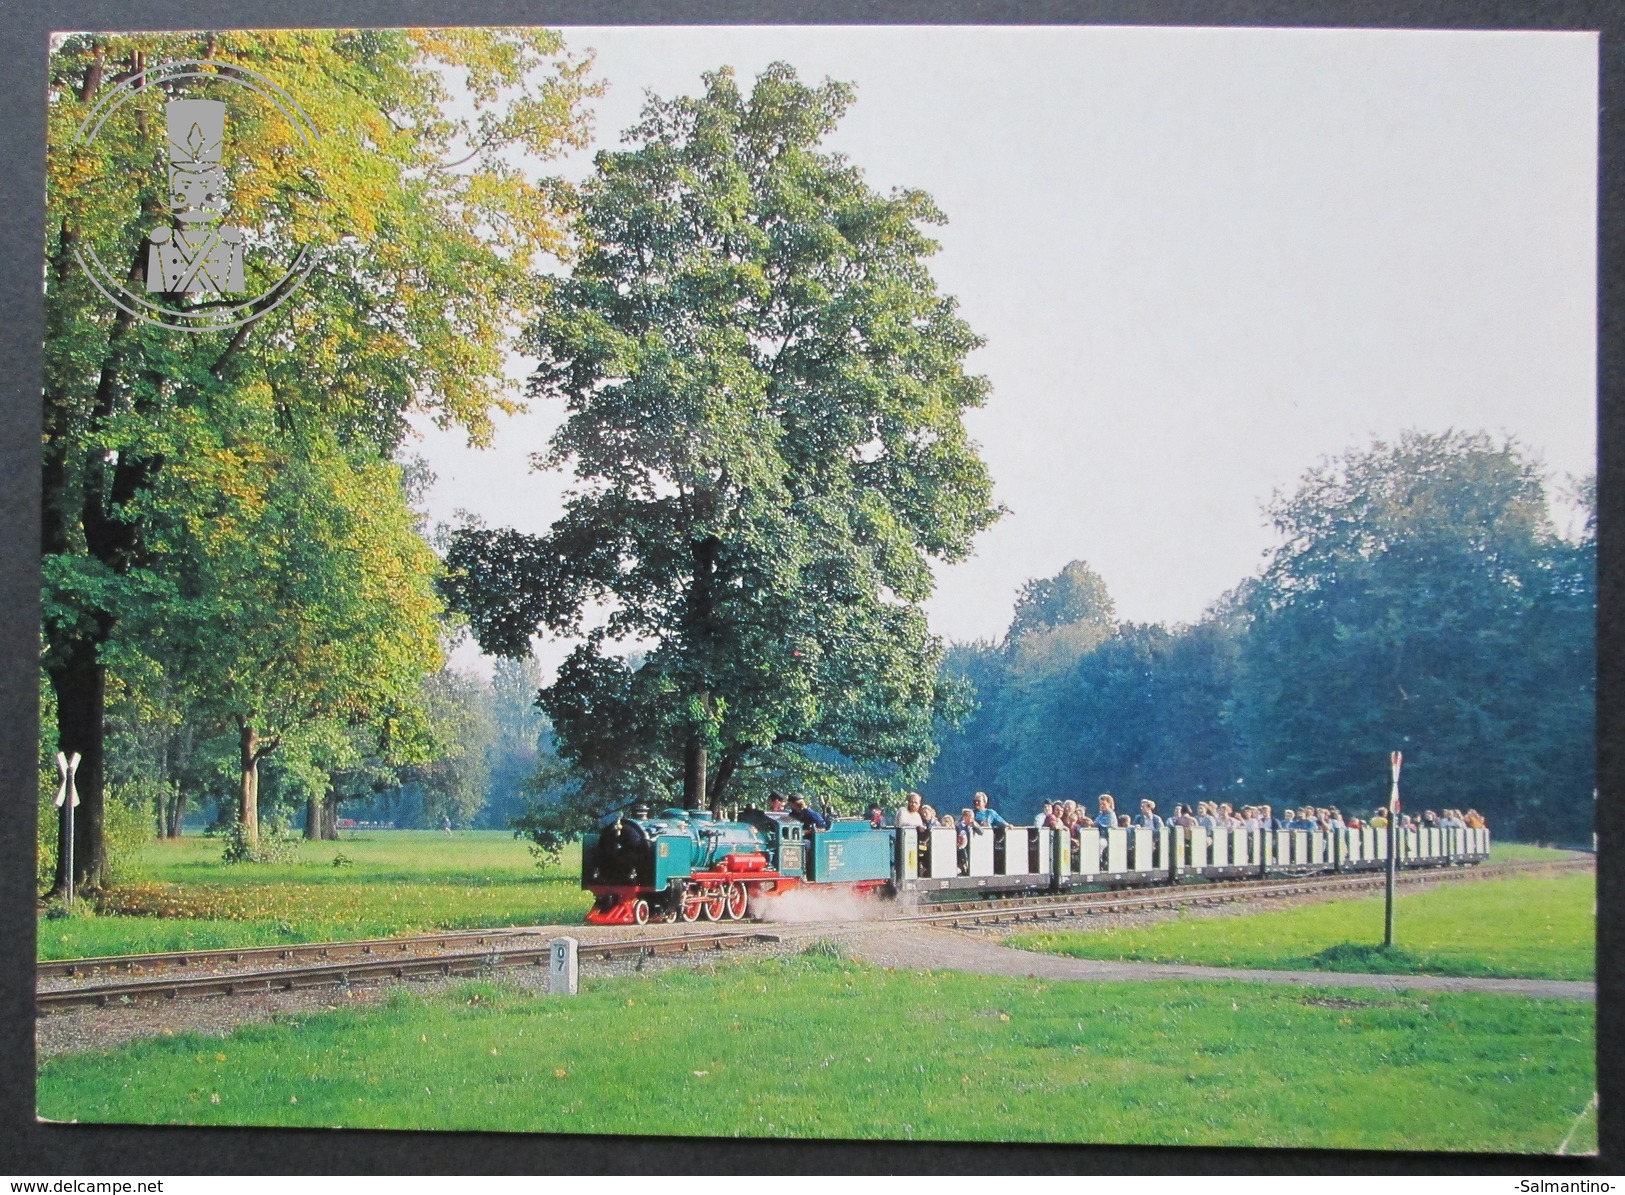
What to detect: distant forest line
<box><xmin>40</xmin><ymin>426</ymin><xmax>1594</xmax><ymax>886</ymax></box>
<box><xmin>925</xmin><ymin>432</ymin><xmax>1594</xmax><ymax>844</ymax></box>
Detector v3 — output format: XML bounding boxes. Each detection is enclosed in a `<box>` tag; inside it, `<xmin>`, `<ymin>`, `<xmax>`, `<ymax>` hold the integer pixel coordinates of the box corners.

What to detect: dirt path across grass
<box><xmin>841</xmin><ymin>925</ymin><xmax>1596</xmax><ymax>1001</ymax></box>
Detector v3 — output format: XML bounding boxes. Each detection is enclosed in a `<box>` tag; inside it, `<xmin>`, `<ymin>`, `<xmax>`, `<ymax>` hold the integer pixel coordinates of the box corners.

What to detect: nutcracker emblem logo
<box><xmin>148</xmin><ymin>99</ymin><xmax>245</xmax><ymax>295</ymax></box>
<box><xmin>71</xmin><ymin>59</ymin><xmax>321</xmax><ymax>332</ymax></box>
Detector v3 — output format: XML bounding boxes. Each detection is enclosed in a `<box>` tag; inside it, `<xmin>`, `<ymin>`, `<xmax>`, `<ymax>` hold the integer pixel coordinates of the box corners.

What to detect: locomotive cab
<box><xmin>738</xmin><ymin>808</ymin><xmax>806</xmax><ymax>878</ymax></box>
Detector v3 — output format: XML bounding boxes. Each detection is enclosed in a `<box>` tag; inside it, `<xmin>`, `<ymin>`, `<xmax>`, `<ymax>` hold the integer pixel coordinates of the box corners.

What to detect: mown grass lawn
<box><xmin>37</xmin><ymin>953</ymin><xmax>1593</xmax><ymax>1153</ymax></box>
<box><xmin>1009</xmin><ymin>870</ymin><xmax>1593</xmax><ymax>981</ymax></box>
<box><xmin>1490</xmin><ymin>842</ymin><xmax>1588</xmax><ymax>862</ymax></box>
<box><xmin>38</xmin><ymin>832</ymin><xmax>590</xmax><ymax>961</ymax></box>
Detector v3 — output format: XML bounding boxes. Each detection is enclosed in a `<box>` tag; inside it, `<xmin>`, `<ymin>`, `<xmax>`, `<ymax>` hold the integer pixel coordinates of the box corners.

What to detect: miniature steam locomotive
<box><xmin>580</xmin><ymin>804</ymin><xmax>1490</xmax><ymax>924</ymax></box>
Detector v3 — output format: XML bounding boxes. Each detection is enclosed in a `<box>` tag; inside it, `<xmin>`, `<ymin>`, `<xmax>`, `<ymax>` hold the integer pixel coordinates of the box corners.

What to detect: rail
<box><xmin>38</xmin><ymin>931</ymin><xmax>781</xmax><ymax>1012</ymax></box>
<box><xmin>37</xmin><ymin>853</ymin><xmax>1585</xmax><ymax>1012</ymax></box>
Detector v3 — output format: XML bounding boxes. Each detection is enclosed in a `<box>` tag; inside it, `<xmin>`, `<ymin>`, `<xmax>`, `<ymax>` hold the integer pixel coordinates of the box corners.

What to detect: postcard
<box><xmin>32</xmin><ymin>24</ymin><xmax>1597</xmax><ymax>1157</ymax></box>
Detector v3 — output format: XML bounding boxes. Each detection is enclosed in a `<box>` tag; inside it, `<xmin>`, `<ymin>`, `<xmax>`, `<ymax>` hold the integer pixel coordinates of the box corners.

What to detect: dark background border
<box><xmin>2</xmin><ymin>0</ymin><xmax>1617</xmax><ymax>1175</ymax></box>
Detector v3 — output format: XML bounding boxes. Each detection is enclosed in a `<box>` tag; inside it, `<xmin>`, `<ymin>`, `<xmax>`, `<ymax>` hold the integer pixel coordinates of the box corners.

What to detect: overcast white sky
<box><xmin>411</xmin><ymin>25</ymin><xmax>1597</xmax><ymax>674</ymax></box>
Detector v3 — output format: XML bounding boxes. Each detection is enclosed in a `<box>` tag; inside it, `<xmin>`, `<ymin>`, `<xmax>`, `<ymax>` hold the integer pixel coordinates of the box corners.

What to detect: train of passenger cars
<box><xmin>581</xmin><ymin>804</ymin><xmax>1491</xmax><ymax>924</ymax></box>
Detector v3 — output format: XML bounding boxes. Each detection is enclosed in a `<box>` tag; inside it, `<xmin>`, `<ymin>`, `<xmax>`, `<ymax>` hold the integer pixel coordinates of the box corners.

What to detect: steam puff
<box><xmin>751</xmin><ymin>886</ymin><xmax>878</xmax><ymax>924</ymax></box>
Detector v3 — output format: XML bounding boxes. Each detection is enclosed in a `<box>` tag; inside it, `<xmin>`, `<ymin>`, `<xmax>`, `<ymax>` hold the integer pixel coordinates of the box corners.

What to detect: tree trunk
<box><xmin>154</xmin><ymin>731</ymin><xmax>171</xmax><ymax>837</ymax></box>
<box><xmin>708</xmin><ymin>746</ymin><xmax>745</xmax><ymax>811</ymax></box>
<box><xmin>684</xmin><ymin>533</ymin><xmax>720</xmax><ymax>813</ymax></box>
<box><xmin>47</xmin><ymin>641</ymin><xmax>107</xmax><ymax>893</ymax></box>
<box><xmin>237</xmin><ymin>722</ymin><xmax>260</xmax><ymax>846</ymax></box>
<box><xmin>167</xmin><ymin>724</ymin><xmax>190</xmax><ymax>837</ymax></box>
<box><xmin>321</xmin><ymin>793</ymin><xmax>340</xmax><ymax>840</ymax></box>
<box><xmin>684</xmin><ymin>733</ymin><xmax>707</xmax><ymax>812</ymax></box>
<box><xmin>304</xmin><ymin>798</ymin><xmax>319</xmax><ymax>839</ymax></box>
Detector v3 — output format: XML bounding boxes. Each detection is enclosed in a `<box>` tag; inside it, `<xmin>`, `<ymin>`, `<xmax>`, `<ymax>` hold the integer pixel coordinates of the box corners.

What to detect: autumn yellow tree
<box><xmin>43</xmin><ymin>30</ymin><xmax>597</xmax><ymax>883</ymax></box>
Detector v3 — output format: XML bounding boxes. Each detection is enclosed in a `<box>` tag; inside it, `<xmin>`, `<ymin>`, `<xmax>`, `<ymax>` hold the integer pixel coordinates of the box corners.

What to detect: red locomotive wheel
<box><xmin>702</xmin><ymin>889</ymin><xmax>726</xmax><ymax>921</ymax></box>
<box><xmin>680</xmin><ymin>889</ymin><xmax>702</xmax><ymax>923</ymax></box>
<box><xmin>633</xmin><ymin>899</ymin><xmax>650</xmax><ymax>925</ymax></box>
<box><xmin>724</xmin><ymin>882</ymin><xmax>748</xmax><ymax>920</ymax></box>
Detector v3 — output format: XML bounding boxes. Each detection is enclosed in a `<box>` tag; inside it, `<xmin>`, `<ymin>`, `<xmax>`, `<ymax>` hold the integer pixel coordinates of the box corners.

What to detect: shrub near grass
<box><xmin>38</xmin><ymin>832</ymin><xmax>591</xmax><ymax>961</ymax></box>
<box><xmin>38</xmin><ymin>957</ymin><xmax>1593</xmax><ymax>1152</ymax></box>
<box><xmin>1009</xmin><ymin>871</ymin><xmax>1593</xmax><ymax>981</ymax></box>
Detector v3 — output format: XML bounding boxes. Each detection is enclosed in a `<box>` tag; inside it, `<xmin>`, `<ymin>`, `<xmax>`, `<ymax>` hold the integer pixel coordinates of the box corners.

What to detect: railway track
<box><xmin>913</xmin><ymin>854</ymin><xmax>1590</xmax><ymax>924</ymax></box>
<box><xmin>38</xmin><ymin>853</ymin><xmax>1587</xmax><ymax>1013</ymax></box>
<box><xmin>37</xmin><ymin>925</ymin><xmax>555</xmax><ymax>981</ymax></box>
<box><xmin>37</xmin><ymin>930</ymin><xmax>781</xmax><ymax>1012</ymax></box>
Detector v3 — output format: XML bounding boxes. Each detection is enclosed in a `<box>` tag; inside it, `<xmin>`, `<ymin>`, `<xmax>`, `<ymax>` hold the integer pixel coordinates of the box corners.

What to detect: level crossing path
<box><xmin>842</xmin><ymin>925</ymin><xmax>1594</xmax><ymax>1001</ymax></box>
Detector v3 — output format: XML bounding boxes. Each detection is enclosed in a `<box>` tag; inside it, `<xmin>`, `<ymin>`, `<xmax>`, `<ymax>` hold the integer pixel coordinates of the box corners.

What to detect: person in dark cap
<box><xmin>787</xmin><ymin>794</ymin><xmax>830</xmax><ymax>832</ymax></box>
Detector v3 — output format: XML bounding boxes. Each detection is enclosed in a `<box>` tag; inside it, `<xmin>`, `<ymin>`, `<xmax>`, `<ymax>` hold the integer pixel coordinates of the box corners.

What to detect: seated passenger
<box><xmin>957</xmin><ymin>809</ymin><xmax>974</xmax><ymax>871</ymax></box>
<box><xmin>972</xmin><ymin>791</ymin><xmax>1007</xmax><ymax>828</ymax></box>
<box><xmin>768</xmin><ymin>792</ymin><xmax>788</xmax><ymax>814</ymax></box>
<box><xmin>1370</xmin><ymin>807</ymin><xmax>1389</xmax><ymax>830</ymax></box>
<box><xmin>787</xmin><ymin>795</ymin><xmax>830</xmax><ymax>832</ymax></box>
<box><xmin>1094</xmin><ymin>794</ymin><xmax>1117</xmax><ymax>830</ymax></box>
<box><xmin>1116</xmin><ymin>814</ymin><xmax>1132</xmax><ymax>828</ymax></box>
<box><xmin>896</xmin><ymin>791</ymin><xmax>927</xmax><ymax>830</ymax></box>
<box><xmin>1196</xmin><ymin>802</ymin><xmax>1218</xmax><ymax>831</ymax></box>
<box><xmin>867</xmin><ymin>803</ymin><xmax>887</xmax><ymax>828</ymax></box>
<box><xmin>1172</xmin><ymin>804</ymin><xmax>1198</xmax><ymax>829</ymax></box>
<box><xmin>1135</xmin><ymin>799</ymin><xmax>1164</xmax><ymax>830</ymax></box>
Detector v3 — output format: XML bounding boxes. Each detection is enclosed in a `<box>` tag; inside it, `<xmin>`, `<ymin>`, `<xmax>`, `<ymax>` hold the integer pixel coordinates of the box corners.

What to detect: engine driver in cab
<box><xmin>787</xmin><ymin>794</ymin><xmax>830</xmax><ymax>832</ymax></box>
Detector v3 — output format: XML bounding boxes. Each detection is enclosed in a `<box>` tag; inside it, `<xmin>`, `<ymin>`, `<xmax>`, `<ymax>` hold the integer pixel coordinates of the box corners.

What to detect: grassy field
<box><xmin>1490</xmin><ymin>842</ymin><xmax>1588</xmax><ymax>862</ymax></box>
<box><xmin>38</xmin><ymin>951</ymin><xmax>1593</xmax><ymax>1153</ymax></box>
<box><xmin>1009</xmin><ymin>870</ymin><xmax>1593</xmax><ymax>981</ymax></box>
<box><xmin>38</xmin><ymin>832</ymin><xmax>590</xmax><ymax>961</ymax></box>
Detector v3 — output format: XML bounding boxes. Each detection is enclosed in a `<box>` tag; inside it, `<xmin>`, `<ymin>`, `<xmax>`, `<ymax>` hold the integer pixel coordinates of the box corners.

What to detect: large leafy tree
<box><xmin>447</xmin><ymin>64</ymin><xmax>1000</xmax><ymax>818</ymax></box>
<box><xmin>925</xmin><ymin>560</ymin><xmax>1117</xmax><ymax>812</ymax></box>
<box><xmin>479</xmin><ymin>654</ymin><xmax>554</xmax><ymax>829</ymax></box>
<box><xmin>142</xmin><ymin>429</ymin><xmax>445</xmax><ymax>845</ymax></box>
<box><xmin>43</xmin><ymin>30</ymin><xmax>595</xmax><ymax>887</ymax></box>
<box><xmin>1238</xmin><ymin>431</ymin><xmax>1594</xmax><ymax>837</ymax></box>
<box><xmin>926</xmin><ymin>560</ymin><xmax>1244</xmax><ymax>819</ymax></box>
<box><xmin>394</xmin><ymin>667</ymin><xmax>500</xmax><ymax>832</ymax></box>
<box><xmin>993</xmin><ymin>618</ymin><xmax>1245</xmax><ymax>814</ymax></box>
